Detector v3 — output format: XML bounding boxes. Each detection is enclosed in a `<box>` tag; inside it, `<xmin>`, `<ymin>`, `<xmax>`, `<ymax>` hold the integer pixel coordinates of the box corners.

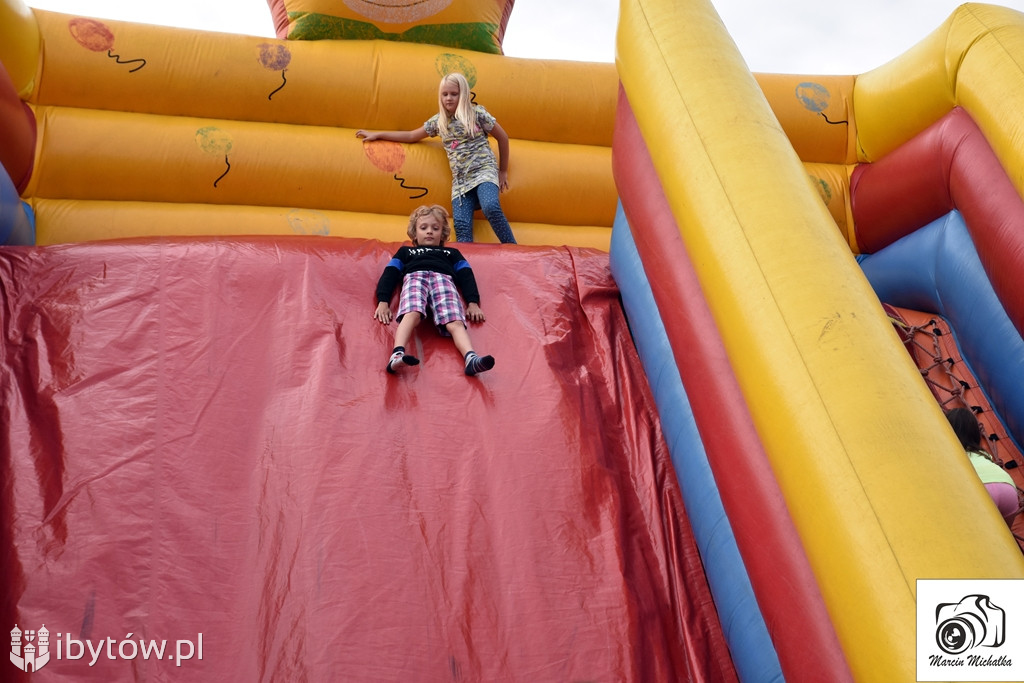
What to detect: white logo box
<box><xmin>918</xmin><ymin>579</ymin><xmax>1024</xmax><ymax>682</ymax></box>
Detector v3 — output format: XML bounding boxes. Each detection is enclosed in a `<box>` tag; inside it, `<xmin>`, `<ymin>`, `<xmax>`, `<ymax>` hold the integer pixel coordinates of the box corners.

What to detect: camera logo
<box><xmin>935</xmin><ymin>594</ymin><xmax>1005</xmax><ymax>655</ymax></box>
<box><xmin>918</xmin><ymin>579</ymin><xmax>1022</xmax><ymax>681</ymax></box>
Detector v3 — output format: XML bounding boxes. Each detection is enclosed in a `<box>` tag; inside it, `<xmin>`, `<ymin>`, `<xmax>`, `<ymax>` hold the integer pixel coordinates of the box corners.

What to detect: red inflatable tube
<box><xmin>0</xmin><ymin>62</ymin><xmax>35</xmax><ymax>194</ymax></box>
<box><xmin>851</xmin><ymin>107</ymin><xmax>1024</xmax><ymax>337</ymax></box>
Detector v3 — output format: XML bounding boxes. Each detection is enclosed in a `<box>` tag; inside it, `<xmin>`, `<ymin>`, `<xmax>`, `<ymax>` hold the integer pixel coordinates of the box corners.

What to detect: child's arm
<box><xmin>450</xmin><ymin>250</ymin><xmax>484</xmax><ymax>322</ymax></box>
<box><xmin>356</xmin><ymin>127</ymin><xmax>428</xmax><ymax>143</ymax></box>
<box><xmin>490</xmin><ymin>122</ymin><xmax>510</xmax><ymax>192</ymax></box>
<box><xmin>373</xmin><ymin>249</ymin><xmax>407</xmax><ymax>324</ymax></box>
<box><xmin>465</xmin><ymin>302</ymin><xmax>485</xmax><ymax>322</ymax></box>
<box><xmin>374</xmin><ymin>301</ymin><xmax>393</xmax><ymax>324</ymax></box>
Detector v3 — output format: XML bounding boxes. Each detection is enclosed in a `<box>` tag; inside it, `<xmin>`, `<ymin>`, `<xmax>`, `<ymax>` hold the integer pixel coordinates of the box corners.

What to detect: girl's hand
<box><xmin>491</xmin><ymin>122</ymin><xmax>510</xmax><ymax>192</ymax></box>
<box><xmin>374</xmin><ymin>301</ymin><xmax>392</xmax><ymax>324</ymax></box>
<box><xmin>356</xmin><ymin>130</ymin><xmax>378</xmax><ymax>141</ymax></box>
<box><xmin>466</xmin><ymin>302</ymin><xmax>486</xmax><ymax>323</ymax></box>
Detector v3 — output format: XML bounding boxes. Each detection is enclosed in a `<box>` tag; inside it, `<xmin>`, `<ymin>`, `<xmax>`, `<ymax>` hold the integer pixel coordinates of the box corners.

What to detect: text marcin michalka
<box><xmin>928</xmin><ymin>654</ymin><xmax>1013</xmax><ymax>667</ymax></box>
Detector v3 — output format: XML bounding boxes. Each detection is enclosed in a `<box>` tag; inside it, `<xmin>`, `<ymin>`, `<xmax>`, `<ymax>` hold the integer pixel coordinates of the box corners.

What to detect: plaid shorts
<box><xmin>397</xmin><ymin>270</ymin><xmax>466</xmax><ymax>334</ymax></box>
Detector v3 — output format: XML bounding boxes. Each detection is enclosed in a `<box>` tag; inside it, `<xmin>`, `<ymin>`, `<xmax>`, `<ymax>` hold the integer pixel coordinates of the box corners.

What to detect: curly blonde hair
<box><xmin>407</xmin><ymin>204</ymin><xmax>452</xmax><ymax>245</ymax></box>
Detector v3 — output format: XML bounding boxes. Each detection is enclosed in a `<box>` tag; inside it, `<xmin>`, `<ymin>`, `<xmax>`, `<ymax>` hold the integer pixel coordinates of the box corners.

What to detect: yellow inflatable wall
<box><xmin>0</xmin><ymin>2</ymin><xmax>861</xmax><ymax>250</ymax></box>
<box><xmin>12</xmin><ymin>8</ymin><xmax>618</xmax><ymax>247</ymax></box>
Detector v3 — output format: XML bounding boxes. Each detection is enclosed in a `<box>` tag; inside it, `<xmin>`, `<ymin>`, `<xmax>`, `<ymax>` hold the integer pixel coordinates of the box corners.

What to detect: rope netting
<box><xmin>885</xmin><ymin>304</ymin><xmax>1024</xmax><ymax>550</ymax></box>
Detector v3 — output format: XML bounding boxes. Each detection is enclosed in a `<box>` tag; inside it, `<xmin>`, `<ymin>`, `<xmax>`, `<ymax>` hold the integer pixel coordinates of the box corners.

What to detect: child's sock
<box><xmin>386</xmin><ymin>346</ymin><xmax>420</xmax><ymax>374</ymax></box>
<box><xmin>464</xmin><ymin>351</ymin><xmax>495</xmax><ymax>376</ymax></box>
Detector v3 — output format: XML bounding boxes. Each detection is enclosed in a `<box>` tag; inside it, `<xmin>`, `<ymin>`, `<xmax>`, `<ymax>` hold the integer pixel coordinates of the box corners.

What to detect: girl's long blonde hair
<box><xmin>436</xmin><ymin>72</ymin><xmax>478</xmax><ymax>140</ymax></box>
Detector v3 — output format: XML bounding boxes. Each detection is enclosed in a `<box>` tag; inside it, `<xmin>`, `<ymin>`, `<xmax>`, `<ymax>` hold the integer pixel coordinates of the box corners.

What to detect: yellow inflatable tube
<box><xmin>618</xmin><ymin>1</ymin><xmax>1024</xmax><ymax>681</ymax></box>
<box><xmin>856</xmin><ymin>3</ymin><xmax>1024</xmax><ymax>188</ymax></box>
<box><xmin>0</xmin><ymin>0</ymin><xmax>38</xmax><ymax>98</ymax></box>
<box><xmin>31</xmin><ymin>199</ymin><xmax>607</xmax><ymax>247</ymax></box>
<box><xmin>28</xmin><ymin>10</ymin><xmax>617</xmax><ymax>148</ymax></box>
<box><xmin>25</xmin><ymin>106</ymin><xmax>614</xmax><ymax>226</ymax></box>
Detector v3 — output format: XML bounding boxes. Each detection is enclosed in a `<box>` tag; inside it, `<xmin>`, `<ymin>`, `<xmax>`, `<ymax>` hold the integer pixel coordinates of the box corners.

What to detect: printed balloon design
<box><xmin>434</xmin><ymin>52</ymin><xmax>477</xmax><ymax>95</ymax></box>
<box><xmin>287</xmin><ymin>209</ymin><xmax>330</xmax><ymax>236</ymax></box>
<box><xmin>436</xmin><ymin>53</ymin><xmax>478</xmax><ymax>101</ymax></box>
<box><xmin>68</xmin><ymin>18</ymin><xmax>146</xmax><ymax>72</ymax></box>
<box><xmin>195</xmin><ymin>127</ymin><xmax>234</xmax><ymax>188</ymax></box>
<box><xmin>343</xmin><ymin>0</ymin><xmax>453</xmax><ymax>23</ymax></box>
<box><xmin>363</xmin><ymin>141</ymin><xmax>404</xmax><ymax>174</ymax></box>
<box><xmin>257</xmin><ymin>43</ymin><xmax>292</xmax><ymax>101</ymax></box>
<box><xmin>361</xmin><ymin>140</ymin><xmax>428</xmax><ymax>199</ymax></box>
<box><xmin>796</xmin><ymin>82</ymin><xmax>846</xmax><ymax>126</ymax></box>
<box><xmin>810</xmin><ymin>174</ymin><xmax>833</xmax><ymax>204</ymax></box>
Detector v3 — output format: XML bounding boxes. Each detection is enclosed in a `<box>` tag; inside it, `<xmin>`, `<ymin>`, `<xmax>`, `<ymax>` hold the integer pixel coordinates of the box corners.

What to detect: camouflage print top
<box><xmin>424</xmin><ymin>105</ymin><xmax>500</xmax><ymax>201</ymax></box>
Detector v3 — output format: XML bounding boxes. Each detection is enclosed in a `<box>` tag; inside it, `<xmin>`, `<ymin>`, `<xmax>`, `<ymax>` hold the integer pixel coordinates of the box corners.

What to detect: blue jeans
<box><xmin>452</xmin><ymin>182</ymin><xmax>517</xmax><ymax>244</ymax></box>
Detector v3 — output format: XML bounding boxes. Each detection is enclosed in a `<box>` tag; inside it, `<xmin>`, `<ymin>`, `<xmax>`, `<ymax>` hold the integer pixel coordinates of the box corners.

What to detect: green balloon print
<box><xmin>196</xmin><ymin>127</ymin><xmax>234</xmax><ymax>187</ymax></box>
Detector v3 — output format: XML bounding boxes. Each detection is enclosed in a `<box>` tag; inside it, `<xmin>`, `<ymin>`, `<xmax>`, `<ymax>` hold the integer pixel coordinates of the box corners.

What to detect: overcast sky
<box><xmin>23</xmin><ymin>0</ymin><xmax>1024</xmax><ymax>74</ymax></box>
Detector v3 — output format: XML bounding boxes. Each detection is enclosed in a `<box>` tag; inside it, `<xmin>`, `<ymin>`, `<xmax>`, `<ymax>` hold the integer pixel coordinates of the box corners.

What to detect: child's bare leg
<box><xmin>447</xmin><ymin>321</ymin><xmax>474</xmax><ymax>357</ymax></box>
<box><xmin>387</xmin><ymin>312</ymin><xmax>422</xmax><ymax>374</ymax></box>
<box><xmin>446</xmin><ymin>321</ymin><xmax>494</xmax><ymax>376</ymax></box>
<box><xmin>394</xmin><ymin>312</ymin><xmax>421</xmax><ymax>349</ymax></box>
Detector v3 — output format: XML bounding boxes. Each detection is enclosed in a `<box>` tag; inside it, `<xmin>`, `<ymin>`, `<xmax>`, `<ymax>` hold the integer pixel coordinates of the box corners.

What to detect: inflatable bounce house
<box><xmin>3</xmin><ymin>0</ymin><xmax>1024</xmax><ymax>679</ymax></box>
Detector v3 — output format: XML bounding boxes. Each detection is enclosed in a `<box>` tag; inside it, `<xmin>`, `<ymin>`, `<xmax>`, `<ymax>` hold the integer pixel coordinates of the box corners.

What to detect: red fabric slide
<box><xmin>0</xmin><ymin>237</ymin><xmax>735</xmax><ymax>682</ymax></box>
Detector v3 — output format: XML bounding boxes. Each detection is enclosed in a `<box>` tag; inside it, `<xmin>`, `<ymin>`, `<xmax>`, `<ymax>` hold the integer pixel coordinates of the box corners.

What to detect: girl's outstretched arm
<box><xmin>356</xmin><ymin>126</ymin><xmax>428</xmax><ymax>143</ymax></box>
<box><xmin>490</xmin><ymin>122</ymin><xmax>510</xmax><ymax>191</ymax></box>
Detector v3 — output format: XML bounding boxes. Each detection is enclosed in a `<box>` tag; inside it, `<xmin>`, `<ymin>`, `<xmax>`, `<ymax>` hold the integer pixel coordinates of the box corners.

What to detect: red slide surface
<box><xmin>1</xmin><ymin>237</ymin><xmax>735</xmax><ymax>681</ymax></box>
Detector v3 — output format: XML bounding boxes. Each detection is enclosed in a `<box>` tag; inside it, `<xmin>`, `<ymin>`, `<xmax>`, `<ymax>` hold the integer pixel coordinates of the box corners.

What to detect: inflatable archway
<box><xmin>2</xmin><ymin>0</ymin><xmax>1024</xmax><ymax>680</ymax></box>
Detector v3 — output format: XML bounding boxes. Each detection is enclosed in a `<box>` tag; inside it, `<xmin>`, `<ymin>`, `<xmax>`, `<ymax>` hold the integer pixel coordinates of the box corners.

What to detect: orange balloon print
<box><xmin>360</xmin><ymin>141</ymin><xmax>427</xmax><ymax>199</ymax></box>
<box><xmin>68</xmin><ymin>18</ymin><xmax>114</xmax><ymax>51</ymax></box>
<box><xmin>68</xmin><ymin>18</ymin><xmax>147</xmax><ymax>72</ymax></box>
<box><xmin>362</xmin><ymin>141</ymin><xmax>405</xmax><ymax>173</ymax></box>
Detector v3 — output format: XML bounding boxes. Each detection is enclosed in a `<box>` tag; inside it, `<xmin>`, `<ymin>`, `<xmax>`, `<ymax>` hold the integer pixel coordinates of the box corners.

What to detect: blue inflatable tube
<box><xmin>0</xmin><ymin>160</ymin><xmax>33</xmax><ymax>246</ymax></box>
<box><xmin>859</xmin><ymin>210</ymin><xmax>1024</xmax><ymax>445</ymax></box>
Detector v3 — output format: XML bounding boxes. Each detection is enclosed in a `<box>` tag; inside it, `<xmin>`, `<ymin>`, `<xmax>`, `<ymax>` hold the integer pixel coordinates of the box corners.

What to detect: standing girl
<box><xmin>357</xmin><ymin>72</ymin><xmax>517</xmax><ymax>244</ymax></box>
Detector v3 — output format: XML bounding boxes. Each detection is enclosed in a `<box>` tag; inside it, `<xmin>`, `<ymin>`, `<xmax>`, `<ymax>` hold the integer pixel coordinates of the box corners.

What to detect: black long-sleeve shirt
<box><xmin>375</xmin><ymin>245</ymin><xmax>481</xmax><ymax>304</ymax></box>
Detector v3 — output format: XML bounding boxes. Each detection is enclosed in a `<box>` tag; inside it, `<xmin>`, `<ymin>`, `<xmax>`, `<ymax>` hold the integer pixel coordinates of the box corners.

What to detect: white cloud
<box><xmin>714</xmin><ymin>0</ymin><xmax>1024</xmax><ymax>74</ymax></box>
